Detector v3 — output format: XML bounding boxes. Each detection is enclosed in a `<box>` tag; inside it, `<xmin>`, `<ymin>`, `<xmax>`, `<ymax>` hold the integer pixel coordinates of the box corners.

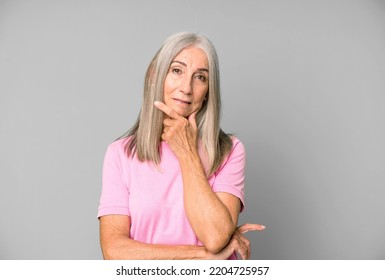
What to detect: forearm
<box><xmin>179</xmin><ymin>151</ymin><xmax>236</xmax><ymax>253</ymax></box>
<box><xmin>153</xmin><ymin>101</ymin><xmax>239</xmax><ymax>253</ymax></box>
<box><xmin>102</xmin><ymin>235</ymin><xmax>209</xmax><ymax>260</ymax></box>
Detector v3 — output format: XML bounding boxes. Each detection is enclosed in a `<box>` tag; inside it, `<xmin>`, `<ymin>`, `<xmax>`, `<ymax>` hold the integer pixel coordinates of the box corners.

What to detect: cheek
<box><xmin>163</xmin><ymin>79</ymin><xmax>174</xmax><ymax>103</ymax></box>
<box><xmin>163</xmin><ymin>78</ymin><xmax>171</xmax><ymax>95</ymax></box>
<box><xmin>198</xmin><ymin>87</ymin><xmax>208</xmax><ymax>102</ymax></box>
<box><xmin>163</xmin><ymin>75</ymin><xmax>177</xmax><ymax>92</ymax></box>
<box><xmin>193</xmin><ymin>91</ymin><xmax>208</xmax><ymax>109</ymax></box>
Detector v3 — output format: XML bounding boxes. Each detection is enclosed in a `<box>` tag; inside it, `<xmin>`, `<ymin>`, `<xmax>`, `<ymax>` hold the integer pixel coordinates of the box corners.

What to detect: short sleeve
<box><xmin>97</xmin><ymin>143</ymin><xmax>130</xmax><ymax>218</ymax></box>
<box><xmin>212</xmin><ymin>138</ymin><xmax>246</xmax><ymax>212</ymax></box>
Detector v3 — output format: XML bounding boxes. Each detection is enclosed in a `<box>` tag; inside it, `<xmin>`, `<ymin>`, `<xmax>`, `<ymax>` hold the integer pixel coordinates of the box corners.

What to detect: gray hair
<box><xmin>123</xmin><ymin>32</ymin><xmax>232</xmax><ymax>176</ymax></box>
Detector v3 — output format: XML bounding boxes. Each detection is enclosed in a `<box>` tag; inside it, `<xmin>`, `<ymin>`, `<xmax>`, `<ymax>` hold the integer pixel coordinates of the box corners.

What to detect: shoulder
<box><xmin>108</xmin><ymin>137</ymin><xmax>129</xmax><ymax>151</ymax></box>
<box><xmin>229</xmin><ymin>136</ymin><xmax>246</xmax><ymax>156</ymax></box>
<box><xmin>104</xmin><ymin>137</ymin><xmax>131</xmax><ymax>160</ymax></box>
<box><xmin>214</xmin><ymin>136</ymin><xmax>245</xmax><ymax>175</ymax></box>
<box><xmin>108</xmin><ymin>137</ymin><xmax>131</xmax><ymax>149</ymax></box>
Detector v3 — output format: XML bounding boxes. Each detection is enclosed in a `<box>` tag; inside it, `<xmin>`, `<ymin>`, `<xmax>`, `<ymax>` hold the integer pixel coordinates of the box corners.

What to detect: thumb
<box><xmin>188</xmin><ymin>110</ymin><xmax>198</xmax><ymax>129</ymax></box>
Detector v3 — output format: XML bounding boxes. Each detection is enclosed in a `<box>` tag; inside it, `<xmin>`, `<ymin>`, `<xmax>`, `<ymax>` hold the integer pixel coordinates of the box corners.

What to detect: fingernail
<box><xmin>154</xmin><ymin>101</ymin><xmax>160</xmax><ymax>106</ymax></box>
<box><xmin>261</xmin><ymin>225</ymin><xmax>266</xmax><ymax>229</ymax></box>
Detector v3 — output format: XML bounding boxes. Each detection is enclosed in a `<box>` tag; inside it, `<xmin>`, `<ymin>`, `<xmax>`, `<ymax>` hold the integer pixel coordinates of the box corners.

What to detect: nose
<box><xmin>180</xmin><ymin>75</ymin><xmax>192</xmax><ymax>95</ymax></box>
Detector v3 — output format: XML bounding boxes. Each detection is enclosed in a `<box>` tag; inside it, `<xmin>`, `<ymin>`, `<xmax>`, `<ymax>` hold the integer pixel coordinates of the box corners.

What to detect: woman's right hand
<box><xmin>207</xmin><ymin>223</ymin><xmax>266</xmax><ymax>260</ymax></box>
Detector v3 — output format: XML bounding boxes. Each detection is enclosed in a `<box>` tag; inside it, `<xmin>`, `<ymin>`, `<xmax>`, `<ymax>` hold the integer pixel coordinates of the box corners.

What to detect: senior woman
<box><xmin>97</xmin><ymin>32</ymin><xmax>265</xmax><ymax>260</ymax></box>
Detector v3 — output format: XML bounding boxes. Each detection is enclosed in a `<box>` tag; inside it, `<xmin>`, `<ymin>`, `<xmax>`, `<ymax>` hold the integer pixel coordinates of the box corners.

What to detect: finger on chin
<box><xmin>188</xmin><ymin>110</ymin><xmax>198</xmax><ymax>128</ymax></box>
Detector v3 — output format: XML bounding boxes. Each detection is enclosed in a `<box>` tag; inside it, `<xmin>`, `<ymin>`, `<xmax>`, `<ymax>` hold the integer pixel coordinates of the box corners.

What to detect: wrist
<box><xmin>178</xmin><ymin>152</ymin><xmax>206</xmax><ymax>178</ymax></box>
<box><xmin>177</xmin><ymin>148</ymin><xmax>199</xmax><ymax>164</ymax></box>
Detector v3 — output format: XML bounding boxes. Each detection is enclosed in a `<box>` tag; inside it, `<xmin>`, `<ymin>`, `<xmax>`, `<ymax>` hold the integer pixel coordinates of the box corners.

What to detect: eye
<box><xmin>171</xmin><ymin>68</ymin><xmax>182</xmax><ymax>74</ymax></box>
<box><xmin>195</xmin><ymin>74</ymin><xmax>207</xmax><ymax>82</ymax></box>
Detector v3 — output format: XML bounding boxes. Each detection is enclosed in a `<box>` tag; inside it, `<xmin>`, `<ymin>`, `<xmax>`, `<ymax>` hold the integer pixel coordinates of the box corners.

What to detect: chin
<box><xmin>177</xmin><ymin>111</ymin><xmax>191</xmax><ymax>118</ymax></box>
<box><xmin>169</xmin><ymin>107</ymin><xmax>189</xmax><ymax>117</ymax></box>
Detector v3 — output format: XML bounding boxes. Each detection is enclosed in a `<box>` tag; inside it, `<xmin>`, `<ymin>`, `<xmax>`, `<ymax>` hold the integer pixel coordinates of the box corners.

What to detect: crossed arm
<box><xmin>100</xmin><ymin>215</ymin><xmax>263</xmax><ymax>260</ymax></box>
<box><xmin>99</xmin><ymin>102</ymin><xmax>265</xmax><ymax>260</ymax></box>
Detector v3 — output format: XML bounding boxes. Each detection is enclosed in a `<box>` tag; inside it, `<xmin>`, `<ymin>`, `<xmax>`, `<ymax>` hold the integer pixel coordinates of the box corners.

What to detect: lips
<box><xmin>172</xmin><ymin>98</ymin><xmax>191</xmax><ymax>105</ymax></box>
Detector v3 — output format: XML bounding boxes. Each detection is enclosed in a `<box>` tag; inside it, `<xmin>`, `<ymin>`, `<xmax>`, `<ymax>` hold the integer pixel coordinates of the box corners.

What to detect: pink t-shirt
<box><xmin>98</xmin><ymin>136</ymin><xmax>245</xmax><ymax>259</ymax></box>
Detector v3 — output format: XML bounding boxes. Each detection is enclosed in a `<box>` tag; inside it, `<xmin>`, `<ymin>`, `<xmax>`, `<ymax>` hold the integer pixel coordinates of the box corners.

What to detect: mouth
<box><xmin>172</xmin><ymin>98</ymin><xmax>192</xmax><ymax>105</ymax></box>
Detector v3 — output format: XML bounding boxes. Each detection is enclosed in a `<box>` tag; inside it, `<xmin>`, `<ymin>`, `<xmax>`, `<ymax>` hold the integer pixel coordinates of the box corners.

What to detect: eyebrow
<box><xmin>171</xmin><ymin>60</ymin><xmax>209</xmax><ymax>72</ymax></box>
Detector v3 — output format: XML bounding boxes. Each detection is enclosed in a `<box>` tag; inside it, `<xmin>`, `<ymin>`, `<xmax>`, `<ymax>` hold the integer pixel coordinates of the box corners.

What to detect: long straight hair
<box><xmin>122</xmin><ymin>32</ymin><xmax>232</xmax><ymax>176</ymax></box>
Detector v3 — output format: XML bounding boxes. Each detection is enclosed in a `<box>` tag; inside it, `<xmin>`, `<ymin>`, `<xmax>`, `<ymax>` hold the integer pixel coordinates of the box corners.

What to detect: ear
<box><xmin>204</xmin><ymin>91</ymin><xmax>209</xmax><ymax>101</ymax></box>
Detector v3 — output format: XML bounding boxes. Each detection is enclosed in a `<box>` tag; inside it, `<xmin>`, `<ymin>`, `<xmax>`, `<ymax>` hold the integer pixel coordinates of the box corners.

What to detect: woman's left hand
<box><xmin>231</xmin><ymin>223</ymin><xmax>265</xmax><ymax>260</ymax></box>
<box><xmin>205</xmin><ymin>223</ymin><xmax>266</xmax><ymax>260</ymax></box>
<box><xmin>154</xmin><ymin>101</ymin><xmax>199</xmax><ymax>159</ymax></box>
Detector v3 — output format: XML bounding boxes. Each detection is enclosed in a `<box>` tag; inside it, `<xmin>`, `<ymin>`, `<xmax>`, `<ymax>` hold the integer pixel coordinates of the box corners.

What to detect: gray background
<box><xmin>1</xmin><ymin>0</ymin><xmax>384</xmax><ymax>259</ymax></box>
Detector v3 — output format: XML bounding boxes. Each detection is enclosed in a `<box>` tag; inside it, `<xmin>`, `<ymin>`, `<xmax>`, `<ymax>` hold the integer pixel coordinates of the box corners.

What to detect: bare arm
<box><xmin>154</xmin><ymin>101</ymin><xmax>243</xmax><ymax>253</ymax></box>
<box><xmin>180</xmin><ymin>152</ymin><xmax>241</xmax><ymax>253</ymax></box>
<box><xmin>100</xmin><ymin>215</ymin><xmax>241</xmax><ymax>260</ymax></box>
<box><xmin>100</xmin><ymin>215</ymin><xmax>265</xmax><ymax>260</ymax></box>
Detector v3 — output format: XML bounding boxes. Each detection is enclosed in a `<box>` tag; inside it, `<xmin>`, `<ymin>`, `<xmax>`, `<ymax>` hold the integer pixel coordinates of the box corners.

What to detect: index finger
<box><xmin>154</xmin><ymin>101</ymin><xmax>182</xmax><ymax>120</ymax></box>
<box><xmin>237</xmin><ymin>223</ymin><xmax>266</xmax><ymax>234</ymax></box>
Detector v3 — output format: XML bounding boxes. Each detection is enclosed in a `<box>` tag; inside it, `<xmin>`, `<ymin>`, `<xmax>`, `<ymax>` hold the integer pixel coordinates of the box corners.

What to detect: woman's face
<box><xmin>163</xmin><ymin>46</ymin><xmax>209</xmax><ymax>118</ymax></box>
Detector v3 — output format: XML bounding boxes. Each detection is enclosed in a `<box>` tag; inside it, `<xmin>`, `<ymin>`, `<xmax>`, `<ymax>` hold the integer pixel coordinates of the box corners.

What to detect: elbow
<box><xmin>101</xmin><ymin>242</ymin><xmax>124</xmax><ymax>260</ymax></box>
<box><xmin>203</xmin><ymin>226</ymin><xmax>235</xmax><ymax>254</ymax></box>
<box><xmin>101</xmin><ymin>245</ymin><xmax>116</xmax><ymax>260</ymax></box>
<box><xmin>101</xmin><ymin>238</ymin><xmax>137</xmax><ymax>260</ymax></box>
<box><xmin>205</xmin><ymin>243</ymin><xmax>226</xmax><ymax>254</ymax></box>
<box><xmin>103</xmin><ymin>252</ymin><xmax>115</xmax><ymax>260</ymax></box>
<box><xmin>103</xmin><ymin>246</ymin><xmax>128</xmax><ymax>260</ymax></box>
<box><xmin>204</xmin><ymin>235</ymin><xmax>231</xmax><ymax>254</ymax></box>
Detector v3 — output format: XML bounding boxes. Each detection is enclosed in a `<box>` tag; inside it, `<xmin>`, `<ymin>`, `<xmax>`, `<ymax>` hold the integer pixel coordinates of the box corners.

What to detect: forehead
<box><xmin>173</xmin><ymin>46</ymin><xmax>208</xmax><ymax>67</ymax></box>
